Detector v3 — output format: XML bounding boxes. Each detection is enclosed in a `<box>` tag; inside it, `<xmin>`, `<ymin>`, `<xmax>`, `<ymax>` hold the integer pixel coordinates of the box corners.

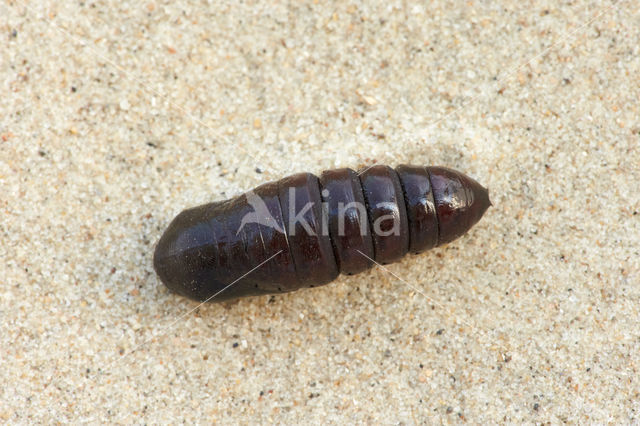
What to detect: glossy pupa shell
<box><xmin>153</xmin><ymin>165</ymin><xmax>491</xmax><ymax>302</ymax></box>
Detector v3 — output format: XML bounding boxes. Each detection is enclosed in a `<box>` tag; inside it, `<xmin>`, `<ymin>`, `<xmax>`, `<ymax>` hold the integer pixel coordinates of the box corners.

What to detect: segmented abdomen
<box><xmin>153</xmin><ymin>165</ymin><xmax>491</xmax><ymax>302</ymax></box>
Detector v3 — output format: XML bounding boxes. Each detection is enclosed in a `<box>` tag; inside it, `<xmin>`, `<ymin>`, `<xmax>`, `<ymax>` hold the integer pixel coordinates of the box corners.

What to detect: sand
<box><xmin>1</xmin><ymin>0</ymin><xmax>639</xmax><ymax>423</ymax></box>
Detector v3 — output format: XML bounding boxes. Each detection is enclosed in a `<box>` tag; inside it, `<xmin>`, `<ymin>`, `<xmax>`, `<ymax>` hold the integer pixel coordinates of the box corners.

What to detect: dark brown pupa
<box><xmin>153</xmin><ymin>165</ymin><xmax>491</xmax><ymax>302</ymax></box>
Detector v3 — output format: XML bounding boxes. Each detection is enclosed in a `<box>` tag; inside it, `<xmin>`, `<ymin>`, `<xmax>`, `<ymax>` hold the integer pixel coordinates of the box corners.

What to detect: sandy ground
<box><xmin>1</xmin><ymin>0</ymin><xmax>639</xmax><ymax>423</ymax></box>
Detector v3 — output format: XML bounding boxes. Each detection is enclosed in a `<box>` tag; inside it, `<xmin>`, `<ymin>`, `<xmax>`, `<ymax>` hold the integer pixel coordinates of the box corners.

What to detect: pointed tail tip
<box><xmin>427</xmin><ymin>166</ymin><xmax>492</xmax><ymax>245</ymax></box>
<box><xmin>479</xmin><ymin>184</ymin><xmax>492</xmax><ymax>217</ymax></box>
<box><xmin>464</xmin><ymin>177</ymin><xmax>491</xmax><ymax>227</ymax></box>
